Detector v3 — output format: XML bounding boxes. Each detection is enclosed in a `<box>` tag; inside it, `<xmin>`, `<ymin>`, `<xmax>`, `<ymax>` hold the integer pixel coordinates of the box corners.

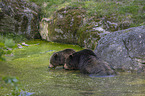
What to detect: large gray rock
<box><xmin>95</xmin><ymin>26</ymin><xmax>145</xmax><ymax>72</ymax></box>
<box><xmin>0</xmin><ymin>0</ymin><xmax>41</xmax><ymax>39</ymax></box>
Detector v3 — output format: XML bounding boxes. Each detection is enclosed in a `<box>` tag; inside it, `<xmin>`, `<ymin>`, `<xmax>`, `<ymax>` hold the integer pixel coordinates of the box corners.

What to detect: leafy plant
<box><xmin>0</xmin><ymin>48</ymin><xmax>5</xmax><ymax>61</ymax></box>
<box><xmin>4</xmin><ymin>38</ymin><xmax>16</xmax><ymax>48</ymax></box>
<box><xmin>4</xmin><ymin>33</ymin><xmax>27</xmax><ymax>43</ymax></box>
<box><xmin>1</xmin><ymin>76</ymin><xmax>20</xmax><ymax>96</ymax></box>
<box><xmin>0</xmin><ymin>36</ymin><xmax>5</xmax><ymax>61</ymax></box>
<box><xmin>1</xmin><ymin>76</ymin><xmax>34</xmax><ymax>96</ymax></box>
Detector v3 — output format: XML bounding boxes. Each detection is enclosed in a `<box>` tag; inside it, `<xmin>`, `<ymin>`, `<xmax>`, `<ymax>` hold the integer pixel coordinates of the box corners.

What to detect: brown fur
<box><xmin>49</xmin><ymin>49</ymin><xmax>76</xmax><ymax>68</ymax></box>
<box><xmin>64</xmin><ymin>49</ymin><xmax>115</xmax><ymax>75</ymax></box>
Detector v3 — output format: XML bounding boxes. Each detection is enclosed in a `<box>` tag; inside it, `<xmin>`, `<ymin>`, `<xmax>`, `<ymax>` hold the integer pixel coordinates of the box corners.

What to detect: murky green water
<box><xmin>0</xmin><ymin>40</ymin><xmax>145</xmax><ymax>96</ymax></box>
<box><xmin>43</xmin><ymin>69</ymin><xmax>145</xmax><ymax>96</ymax></box>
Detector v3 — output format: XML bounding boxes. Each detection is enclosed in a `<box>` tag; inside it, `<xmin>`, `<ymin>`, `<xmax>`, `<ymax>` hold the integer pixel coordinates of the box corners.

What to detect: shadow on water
<box><xmin>89</xmin><ymin>74</ymin><xmax>115</xmax><ymax>78</ymax></box>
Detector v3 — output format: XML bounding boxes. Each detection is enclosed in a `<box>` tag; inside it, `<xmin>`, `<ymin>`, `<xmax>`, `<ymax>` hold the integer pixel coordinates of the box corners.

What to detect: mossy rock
<box><xmin>48</xmin><ymin>7</ymin><xmax>85</xmax><ymax>43</ymax></box>
<box><xmin>0</xmin><ymin>0</ymin><xmax>41</xmax><ymax>39</ymax></box>
<box><xmin>46</xmin><ymin>7</ymin><xmax>101</xmax><ymax>49</ymax></box>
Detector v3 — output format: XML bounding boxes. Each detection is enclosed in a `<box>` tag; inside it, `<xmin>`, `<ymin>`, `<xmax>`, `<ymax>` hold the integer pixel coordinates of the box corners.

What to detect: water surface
<box><xmin>0</xmin><ymin>40</ymin><xmax>145</xmax><ymax>96</ymax></box>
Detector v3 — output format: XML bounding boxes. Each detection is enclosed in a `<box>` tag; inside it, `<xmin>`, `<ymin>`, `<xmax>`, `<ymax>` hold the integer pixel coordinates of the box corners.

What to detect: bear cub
<box><xmin>49</xmin><ymin>49</ymin><xmax>76</xmax><ymax>68</ymax></box>
<box><xmin>64</xmin><ymin>49</ymin><xmax>115</xmax><ymax>75</ymax></box>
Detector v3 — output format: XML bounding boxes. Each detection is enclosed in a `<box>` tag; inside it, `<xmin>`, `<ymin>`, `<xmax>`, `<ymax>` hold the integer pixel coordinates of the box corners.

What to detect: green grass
<box><xmin>29</xmin><ymin>0</ymin><xmax>145</xmax><ymax>27</ymax></box>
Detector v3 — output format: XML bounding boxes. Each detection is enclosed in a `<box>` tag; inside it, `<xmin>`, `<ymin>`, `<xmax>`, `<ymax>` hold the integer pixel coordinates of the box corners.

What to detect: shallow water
<box><xmin>40</xmin><ymin>68</ymin><xmax>145</xmax><ymax>96</ymax></box>
<box><xmin>0</xmin><ymin>40</ymin><xmax>145</xmax><ymax>96</ymax></box>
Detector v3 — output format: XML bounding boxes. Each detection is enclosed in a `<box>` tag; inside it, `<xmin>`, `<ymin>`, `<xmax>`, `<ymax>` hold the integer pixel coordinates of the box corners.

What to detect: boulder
<box><xmin>95</xmin><ymin>25</ymin><xmax>145</xmax><ymax>72</ymax></box>
<box><xmin>0</xmin><ymin>0</ymin><xmax>41</xmax><ymax>39</ymax></box>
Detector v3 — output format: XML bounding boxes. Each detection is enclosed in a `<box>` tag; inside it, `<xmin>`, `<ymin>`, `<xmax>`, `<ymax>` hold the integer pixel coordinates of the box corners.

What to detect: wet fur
<box><xmin>65</xmin><ymin>49</ymin><xmax>115</xmax><ymax>75</ymax></box>
<box><xmin>49</xmin><ymin>49</ymin><xmax>76</xmax><ymax>68</ymax></box>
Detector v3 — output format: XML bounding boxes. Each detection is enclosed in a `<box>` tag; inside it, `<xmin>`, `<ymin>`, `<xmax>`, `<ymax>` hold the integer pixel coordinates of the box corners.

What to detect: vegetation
<box><xmin>4</xmin><ymin>39</ymin><xmax>15</xmax><ymax>49</ymax></box>
<box><xmin>1</xmin><ymin>76</ymin><xmax>20</xmax><ymax>96</ymax></box>
<box><xmin>0</xmin><ymin>49</ymin><xmax>4</xmax><ymax>61</ymax></box>
<box><xmin>29</xmin><ymin>0</ymin><xmax>145</xmax><ymax>27</ymax></box>
<box><xmin>0</xmin><ymin>40</ymin><xmax>83</xmax><ymax>95</ymax></box>
<box><xmin>0</xmin><ymin>34</ymin><xmax>27</xmax><ymax>61</ymax></box>
<box><xmin>0</xmin><ymin>36</ymin><xmax>4</xmax><ymax>61</ymax></box>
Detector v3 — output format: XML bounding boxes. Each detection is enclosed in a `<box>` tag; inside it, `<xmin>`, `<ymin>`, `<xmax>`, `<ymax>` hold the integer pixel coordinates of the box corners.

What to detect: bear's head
<box><xmin>49</xmin><ymin>52</ymin><xmax>65</xmax><ymax>68</ymax></box>
<box><xmin>64</xmin><ymin>55</ymin><xmax>79</xmax><ymax>70</ymax></box>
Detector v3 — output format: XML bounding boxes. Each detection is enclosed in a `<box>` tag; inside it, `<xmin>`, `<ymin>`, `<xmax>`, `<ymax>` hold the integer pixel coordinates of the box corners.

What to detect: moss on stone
<box><xmin>46</xmin><ymin>7</ymin><xmax>103</xmax><ymax>49</ymax></box>
<box><xmin>48</xmin><ymin>7</ymin><xmax>86</xmax><ymax>44</ymax></box>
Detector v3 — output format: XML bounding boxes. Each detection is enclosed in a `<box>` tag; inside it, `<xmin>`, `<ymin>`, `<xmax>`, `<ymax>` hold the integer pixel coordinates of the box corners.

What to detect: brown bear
<box><xmin>49</xmin><ymin>49</ymin><xmax>76</xmax><ymax>68</ymax></box>
<box><xmin>64</xmin><ymin>49</ymin><xmax>115</xmax><ymax>75</ymax></box>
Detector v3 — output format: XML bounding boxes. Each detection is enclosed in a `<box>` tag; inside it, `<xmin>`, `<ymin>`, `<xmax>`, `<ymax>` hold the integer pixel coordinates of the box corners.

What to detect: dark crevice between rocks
<box><xmin>122</xmin><ymin>38</ymin><xmax>136</xmax><ymax>69</ymax></box>
<box><xmin>122</xmin><ymin>39</ymin><xmax>131</xmax><ymax>59</ymax></box>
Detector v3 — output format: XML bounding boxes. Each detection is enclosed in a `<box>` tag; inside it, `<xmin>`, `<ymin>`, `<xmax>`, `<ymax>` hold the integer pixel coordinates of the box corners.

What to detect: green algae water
<box><xmin>0</xmin><ymin>40</ymin><xmax>145</xmax><ymax>96</ymax></box>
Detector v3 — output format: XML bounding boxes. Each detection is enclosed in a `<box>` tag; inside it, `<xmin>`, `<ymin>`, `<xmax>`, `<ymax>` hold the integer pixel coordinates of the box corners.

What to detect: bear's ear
<box><xmin>53</xmin><ymin>52</ymin><xmax>58</xmax><ymax>58</ymax></box>
<box><xmin>69</xmin><ymin>55</ymin><xmax>73</xmax><ymax>58</ymax></box>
